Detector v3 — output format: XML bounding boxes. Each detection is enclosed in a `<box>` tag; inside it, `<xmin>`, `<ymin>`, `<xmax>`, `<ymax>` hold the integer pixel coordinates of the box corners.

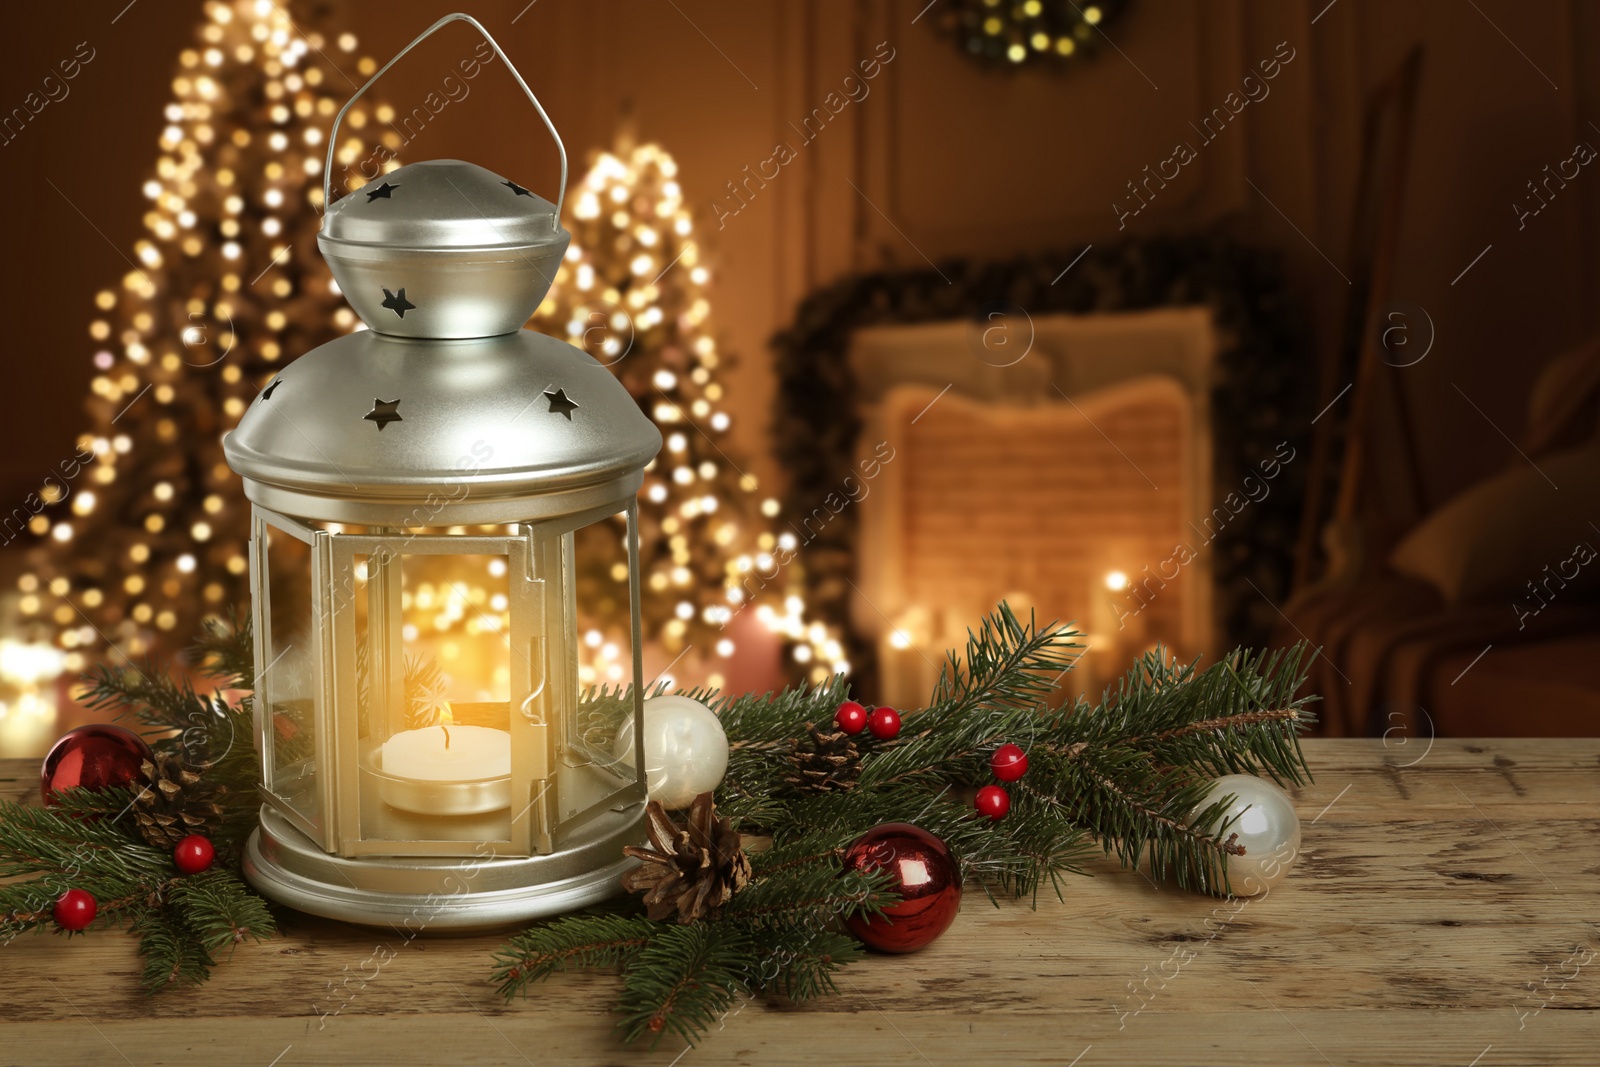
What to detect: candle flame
<box><xmin>438</xmin><ymin>701</ymin><xmax>455</xmax><ymax>726</ymax></box>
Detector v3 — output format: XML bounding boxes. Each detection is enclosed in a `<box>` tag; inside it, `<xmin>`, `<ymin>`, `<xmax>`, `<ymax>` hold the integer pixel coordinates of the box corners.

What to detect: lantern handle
<box><xmin>322</xmin><ymin>12</ymin><xmax>568</xmax><ymax>221</ymax></box>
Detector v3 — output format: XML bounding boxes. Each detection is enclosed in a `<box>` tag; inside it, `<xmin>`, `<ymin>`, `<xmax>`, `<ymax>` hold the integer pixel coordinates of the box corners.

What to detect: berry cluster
<box><xmin>831</xmin><ymin>697</ymin><xmax>1030</xmax><ymax>824</ymax></box>
<box><xmin>975</xmin><ymin>743</ymin><xmax>1029</xmax><ymax>821</ymax></box>
<box><xmin>53</xmin><ymin>833</ymin><xmax>215</xmax><ymax>933</ymax></box>
<box><xmin>832</xmin><ymin>700</ymin><xmax>901</xmax><ymax>741</ymax></box>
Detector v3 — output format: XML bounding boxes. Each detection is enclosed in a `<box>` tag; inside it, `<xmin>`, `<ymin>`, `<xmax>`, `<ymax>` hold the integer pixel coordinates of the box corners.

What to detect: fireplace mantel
<box><xmin>771</xmin><ymin>239</ymin><xmax>1312</xmax><ymax>696</ymax></box>
<box><xmin>848</xmin><ymin>308</ymin><xmax>1217</xmax><ymax>705</ymax></box>
<box><xmin>848</xmin><ymin>306</ymin><xmax>1216</xmax><ymax>408</ymax></box>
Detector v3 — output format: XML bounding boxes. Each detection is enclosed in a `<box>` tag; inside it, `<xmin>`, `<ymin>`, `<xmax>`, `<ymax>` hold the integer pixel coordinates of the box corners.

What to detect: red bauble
<box><xmin>834</xmin><ymin>700</ymin><xmax>868</xmax><ymax>735</ymax></box>
<box><xmin>40</xmin><ymin>725</ymin><xmax>153</xmax><ymax>805</ymax></box>
<box><xmin>173</xmin><ymin>835</ymin><xmax>216</xmax><ymax>875</ymax></box>
<box><xmin>53</xmin><ymin>889</ymin><xmax>97</xmax><ymax>932</ymax></box>
<box><xmin>841</xmin><ymin>822</ymin><xmax>961</xmax><ymax>953</ymax></box>
<box><xmin>975</xmin><ymin>784</ymin><xmax>1011</xmax><ymax>820</ymax></box>
<box><xmin>867</xmin><ymin>706</ymin><xmax>902</xmax><ymax>740</ymax></box>
<box><xmin>990</xmin><ymin>743</ymin><xmax>1029</xmax><ymax>782</ymax></box>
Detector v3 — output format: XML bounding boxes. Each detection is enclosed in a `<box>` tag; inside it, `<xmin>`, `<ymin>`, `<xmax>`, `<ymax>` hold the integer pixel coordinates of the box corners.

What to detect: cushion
<box><xmin>1389</xmin><ymin>443</ymin><xmax>1600</xmax><ymax>606</ymax></box>
<box><xmin>1522</xmin><ymin>336</ymin><xmax>1600</xmax><ymax>457</ymax></box>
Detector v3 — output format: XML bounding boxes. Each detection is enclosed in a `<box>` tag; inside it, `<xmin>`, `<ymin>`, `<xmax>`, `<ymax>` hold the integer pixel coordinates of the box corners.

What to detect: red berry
<box><xmin>834</xmin><ymin>701</ymin><xmax>868</xmax><ymax>735</ymax></box>
<box><xmin>975</xmin><ymin>785</ymin><xmax>1011</xmax><ymax>821</ymax></box>
<box><xmin>53</xmin><ymin>888</ymin><xmax>97</xmax><ymax>932</ymax></box>
<box><xmin>991</xmin><ymin>743</ymin><xmax>1029</xmax><ymax>782</ymax></box>
<box><xmin>867</xmin><ymin>706</ymin><xmax>902</xmax><ymax>740</ymax></box>
<box><xmin>173</xmin><ymin>835</ymin><xmax>216</xmax><ymax>875</ymax></box>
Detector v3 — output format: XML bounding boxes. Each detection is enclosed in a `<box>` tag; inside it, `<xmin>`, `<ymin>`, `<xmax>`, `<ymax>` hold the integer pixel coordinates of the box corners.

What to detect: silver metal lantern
<box><xmin>222</xmin><ymin>15</ymin><xmax>662</xmax><ymax>931</ymax></box>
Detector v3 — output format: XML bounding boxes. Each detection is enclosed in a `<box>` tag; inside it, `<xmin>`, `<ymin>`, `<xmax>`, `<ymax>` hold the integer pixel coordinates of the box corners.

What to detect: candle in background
<box><xmin>1090</xmin><ymin>570</ymin><xmax>1136</xmax><ymax>693</ymax></box>
<box><xmin>881</xmin><ymin>606</ymin><xmax>931</xmax><ymax>711</ymax></box>
<box><xmin>1111</xmin><ymin>569</ymin><xmax>1149</xmax><ymax>658</ymax></box>
<box><xmin>1087</xmin><ymin>571</ymin><xmax>1114</xmax><ymax>691</ymax></box>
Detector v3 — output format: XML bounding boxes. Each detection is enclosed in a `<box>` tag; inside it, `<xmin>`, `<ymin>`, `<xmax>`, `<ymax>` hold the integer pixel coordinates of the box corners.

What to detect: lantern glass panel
<box><xmin>557</xmin><ymin>508</ymin><xmax>643</xmax><ymax>830</ymax></box>
<box><xmin>257</xmin><ymin>517</ymin><xmax>322</xmax><ymax>838</ymax></box>
<box><xmin>347</xmin><ymin>549</ymin><xmax>519</xmax><ymax>849</ymax></box>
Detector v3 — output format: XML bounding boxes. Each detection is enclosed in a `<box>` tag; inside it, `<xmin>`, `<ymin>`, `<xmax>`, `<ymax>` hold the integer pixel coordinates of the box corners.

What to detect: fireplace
<box><xmin>771</xmin><ymin>241</ymin><xmax>1312</xmax><ymax>702</ymax></box>
<box><xmin>847</xmin><ymin>308</ymin><xmax>1217</xmax><ymax>706</ymax></box>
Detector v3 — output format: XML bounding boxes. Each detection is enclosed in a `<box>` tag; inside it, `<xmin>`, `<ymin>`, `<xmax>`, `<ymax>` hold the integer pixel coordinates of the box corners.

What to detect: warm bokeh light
<box><xmin>6</xmin><ymin>5</ymin><xmax>844</xmax><ymax>705</ymax></box>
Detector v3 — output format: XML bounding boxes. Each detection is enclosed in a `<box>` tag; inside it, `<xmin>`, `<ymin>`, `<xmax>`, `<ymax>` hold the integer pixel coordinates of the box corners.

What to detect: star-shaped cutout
<box><xmin>261</xmin><ymin>378</ymin><xmax>282</xmax><ymax>400</ymax></box>
<box><xmin>380</xmin><ymin>287</ymin><xmax>416</xmax><ymax>318</ymax></box>
<box><xmin>545</xmin><ymin>388</ymin><xmax>579</xmax><ymax>420</ymax></box>
<box><xmin>502</xmin><ymin>179</ymin><xmax>533</xmax><ymax>197</ymax></box>
<box><xmin>363</xmin><ymin>398</ymin><xmax>403</xmax><ymax>430</ymax></box>
<box><xmin>366</xmin><ymin>181</ymin><xmax>399</xmax><ymax>202</ymax></box>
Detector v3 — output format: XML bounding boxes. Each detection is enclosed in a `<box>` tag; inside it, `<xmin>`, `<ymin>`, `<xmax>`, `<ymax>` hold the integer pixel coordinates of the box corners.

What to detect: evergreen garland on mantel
<box><xmin>0</xmin><ymin>605</ymin><xmax>1315</xmax><ymax>1046</ymax></box>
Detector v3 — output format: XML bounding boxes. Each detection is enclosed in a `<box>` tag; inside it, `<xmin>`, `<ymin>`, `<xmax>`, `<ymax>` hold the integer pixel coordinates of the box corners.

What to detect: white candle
<box><xmin>380</xmin><ymin>724</ymin><xmax>511</xmax><ymax>782</ymax></box>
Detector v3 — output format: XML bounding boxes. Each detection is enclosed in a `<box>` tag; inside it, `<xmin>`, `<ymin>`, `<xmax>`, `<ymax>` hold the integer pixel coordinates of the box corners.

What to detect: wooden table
<box><xmin>2</xmin><ymin>739</ymin><xmax>1596</xmax><ymax>1066</ymax></box>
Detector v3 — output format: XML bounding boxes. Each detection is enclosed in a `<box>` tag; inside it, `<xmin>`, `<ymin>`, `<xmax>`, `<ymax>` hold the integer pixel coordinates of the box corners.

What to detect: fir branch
<box><xmin>0</xmin><ymin>878</ymin><xmax>80</xmax><ymax>942</ymax></box>
<box><xmin>192</xmin><ymin>608</ymin><xmax>255</xmax><ymax>692</ymax></box>
<box><xmin>1101</xmin><ymin>646</ymin><xmax>1317</xmax><ymax>787</ymax></box>
<box><xmin>131</xmin><ymin>906</ymin><xmax>216</xmax><ymax>991</ymax></box>
<box><xmin>1058</xmin><ymin>747</ymin><xmax>1242</xmax><ymax>893</ymax></box>
<box><xmin>1150</xmin><ymin>708</ymin><xmax>1303</xmax><ymax>742</ymax></box>
<box><xmin>492</xmin><ymin>913</ymin><xmax>660</xmax><ymax>1000</ymax></box>
<box><xmin>1</xmin><ymin>616</ymin><xmax>274</xmax><ymax>985</ymax></box>
<box><xmin>487</xmin><ymin>602</ymin><xmax>1317</xmax><ymax>1043</ymax></box>
<box><xmin>168</xmin><ymin>868</ymin><xmax>275</xmax><ymax>954</ymax></box>
<box><xmin>0</xmin><ymin>793</ymin><xmax>169</xmax><ymax>883</ymax></box>
<box><xmin>744</xmin><ymin>924</ymin><xmax>864</xmax><ymax>1004</ymax></box>
<box><xmin>76</xmin><ymin>661</ymin><xmax>201</xmax><ymax>732</ymax></box>
<box><xmin>617</xmin><ymin>922</ymin><xmax>753</xmax><ymax>1047</ymax></box>
<box><xmin>723</xmin><ymin>866</ymin><xmax>894</xmax><ymax>929</ymax></box>
<box><xmin>0</xmin><ymin>792</ymin><xmax>178</xmax><ymax>944</ymax></box>
<box><xmin>930</xmin><ymin>603</ymin><xmax>1082</xmax><ymax>712</ymax></box>
<box><xmin>716</xmin><ymin>676</ymin><xmax>853</xmax><ymax>750</ymax></box>
<box><xmin>746</xmin><ymin>844</ymin><xmax>843</xmax><ymax>878</ymax></box>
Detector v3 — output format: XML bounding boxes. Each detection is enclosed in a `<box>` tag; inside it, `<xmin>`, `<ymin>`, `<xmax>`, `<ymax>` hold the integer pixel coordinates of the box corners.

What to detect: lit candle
<box><xmin>380</xmin><ymin>723</ymin><xmax>511</xmax><ymax>782</ymax></box>
<box><xmin>1090</xmin><ymin>570</ymin><xmax>1132</xmax><ymax>694</ymax></box>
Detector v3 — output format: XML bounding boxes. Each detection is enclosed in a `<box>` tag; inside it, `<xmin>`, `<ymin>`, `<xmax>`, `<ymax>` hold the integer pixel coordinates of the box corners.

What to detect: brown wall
<box><xmin>0</xmin><ymin>0</ymin><xmax>1595</xmax><ymax>536</ymax></box>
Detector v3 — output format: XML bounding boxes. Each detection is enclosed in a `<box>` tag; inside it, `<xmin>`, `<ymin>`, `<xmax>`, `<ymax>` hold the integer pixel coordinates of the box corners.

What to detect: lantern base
<box><xmin>243</xmin><ymin>803</ymin><xmax>645</xmax><ymax>934</ymax></box>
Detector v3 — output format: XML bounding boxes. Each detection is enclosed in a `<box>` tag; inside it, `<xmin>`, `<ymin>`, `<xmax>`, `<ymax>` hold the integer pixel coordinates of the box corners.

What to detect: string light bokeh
<box><xmin>6</xmin><ymin>0</ymin><xmax>846</xmax><ymax>711</ymax></box>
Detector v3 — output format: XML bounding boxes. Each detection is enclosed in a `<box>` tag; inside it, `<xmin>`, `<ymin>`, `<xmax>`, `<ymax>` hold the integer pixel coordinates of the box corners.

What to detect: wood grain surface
<box><xmin>1</xmin><ymin>738</ymin><xmax>1596</xmax><ymax>1066</ymax></box>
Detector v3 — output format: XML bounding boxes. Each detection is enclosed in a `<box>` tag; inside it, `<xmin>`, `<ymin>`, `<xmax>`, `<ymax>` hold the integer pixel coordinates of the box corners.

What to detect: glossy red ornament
<box><xmin>833</xmin><ymin>700</ymin><xmax>868</xmax><ymax>735</ymax></box>
<box><xmin>53</xmin><ymin>888</ymin><xmax>97</xmax><ymax>932</ymax></box>
<box><xmin>975</xmin><ymin>784</ymin><xmax>1011</xmax><ymax>820</ymax></box>
<box><xmin>867</xmin><ymin>706</ymin><xmax>902</xmax><ymax>740</ymax></box>
<box><xmin>990</xmin><ymin>743</ymin><xmax>1028</xmax><ymax>782</ymax></box>
<box><xmin>40</xmin><ymin>725</ymin><xmax>153</xmax><ymax>805</ymax></box>
<box><xmin>841</xmin><ymin>822</ymin><xmax>961</xmax><ymax>953</ymax></box>
<box><xmin>173</xmin><ymin>834</ymin><xmax>216</xmax><ymax>875</ymax></box>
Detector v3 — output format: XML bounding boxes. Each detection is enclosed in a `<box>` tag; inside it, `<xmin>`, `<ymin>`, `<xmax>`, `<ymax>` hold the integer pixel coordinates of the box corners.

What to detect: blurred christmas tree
<box><xmin>532</xmin><ymin>139</ymin><xmax>844</xmax><ymax>691</ymax></box>
<box><xmin>15</xmin><ymin>0</ymin><xmax>396</xmax><ymax>677</ymax></box>
<box><xmin>13</xmin><ymin>2</ymin><xmax>846</xmax><ymax>692</ymax></box>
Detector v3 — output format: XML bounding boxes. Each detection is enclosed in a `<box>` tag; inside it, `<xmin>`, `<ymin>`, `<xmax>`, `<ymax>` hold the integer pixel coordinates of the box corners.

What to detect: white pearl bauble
<box><xmin>1196</xmin><ymin>774</ymin><xmax>1301</xmax><ymax>896</ymax></box>
<box><xmin>612</xmin><ymin>695</ymin><xmax>729</xmax><ymax>809</ymax></box>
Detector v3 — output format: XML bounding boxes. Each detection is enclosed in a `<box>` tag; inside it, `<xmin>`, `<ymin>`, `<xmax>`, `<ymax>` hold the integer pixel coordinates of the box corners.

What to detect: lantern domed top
<box><xmin>319</xmin><ymin>159</ymin><xmax>570</xmax><ymax>339</ymax></box>
<box><xmin>223</xmin><ymin>328</ymin><xmax>662</xmax><ymax>526</ymax></box>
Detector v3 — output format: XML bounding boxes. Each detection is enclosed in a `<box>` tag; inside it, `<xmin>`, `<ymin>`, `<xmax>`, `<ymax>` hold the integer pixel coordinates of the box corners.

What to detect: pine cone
<box><xmin>132</xmin><ymin>754</ymin><xmax>226</xmax><ymax>850</ymax></box>
<box><xmin>784</xmin><ymin>725</ymin><xmax>860</xmax><ymax>795</ymax></box>
<box><xmin>621</xmin><ymin>793</ymin><xmax>751</xmax><ymax>923</ymax></box>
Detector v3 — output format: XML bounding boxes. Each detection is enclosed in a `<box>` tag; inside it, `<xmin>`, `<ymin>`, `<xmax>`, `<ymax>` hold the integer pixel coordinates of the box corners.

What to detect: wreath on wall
<box><xmin>932</xmin><ymin>0</ymin><xmax>1133</xmax><ymax>70</ymax></box>
<box><xmin>770</xmin><ymin>235</ymin><xmax>1312</xmax><ymax>695</ymax></box>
